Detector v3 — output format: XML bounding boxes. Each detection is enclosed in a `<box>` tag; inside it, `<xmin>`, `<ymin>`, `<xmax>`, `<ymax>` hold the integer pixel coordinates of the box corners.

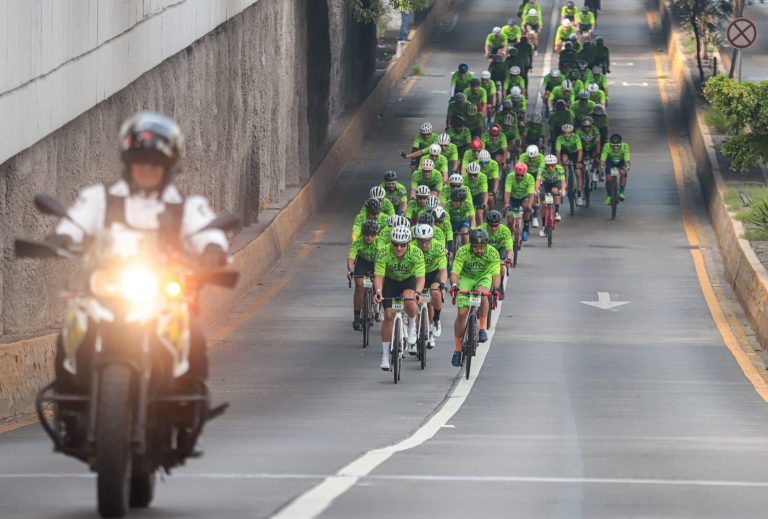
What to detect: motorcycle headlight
<box><xmin>119</xmin><ymin>267</ymin><xmax>159</xmax><ymax>303</ymax></box>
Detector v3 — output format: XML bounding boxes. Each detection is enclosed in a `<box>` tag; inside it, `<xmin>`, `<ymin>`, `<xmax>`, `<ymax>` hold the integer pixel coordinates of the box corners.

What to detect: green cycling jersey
<box><xmin>375</xmin><ymin>242</ymin><xmax>426</xmax><ymax>282</ymax></box>
<box><xmin>555</xmin><ymin>134</ymin><xmax>583</xmax><ymax>156</ymax></box>
<box><xmin>464</xmin><ymin>86</ymin><xmax>488</xmax><ymax>107</ymax></box>
<box><xmin>538</xmin><ymin>164</ymin><xmax>566</xmax><ymax>184</ymax></box>
<box><xmin>351</xmin><ymin>212</ymin><xmax>390</xmax><ymax>241</ymax></box>
<box><xmin>380</xmin><ymin>182</ymin><xmax>408</xmax><ymax>208</ymax></box>
<box><xmin>478</xmin><ymin>222</ymin><xmax>514</xmax><ymax>251</ymax></box>
<box><xmin>348</xmin><ymin>236</ymin><xmax>382</xmax><ymax>264</ymax></box>
<box><xmin>418</xmin><ymin>240</ymin><xmax>448</xmax><ymax>273</ymax></box>
<box><xmin>447</xmin><ymin>127</ymin><xmax>472</xmax><ymax>150</ymax></box>
<box><xmin>418</xmin><ymin>154</ymin><xmax>449</xmax><ymax>176</ymax></box>
<box><xmin>451</xmin><ymin>72</ymin><xmax>474</xmax><ymax>93</ymax></box>
<box><xmin>477</xmin><ymin>159</ymin><xmax>501</xmax><ymax>182</ymax></box>
<box><xmin>412</xmin><ymin>132</ymin><xmax>438</xmax><ymax>151</ymax></box>
<box><xmin>601</xmin><ymin>142</ymin><xmax>631</xmax><ymax>163</ymax></box>
<box><xmin>501</xmin><ymin>24</ymin><xmax>522</xmax><ymax>43</ymax></box>
<box><xmin>464</xmin><ymin>172</ymin><xmax>488</xmax><ymax>196</ymax></box>
<box><xmin>505</xmin><ymin>172</ymin><xmax>536</xmax><ymax>199</ymax></box>
<box><xmin>448</xmin><ymin>200</ymin><xmax>475</xmax><ymax>223</ymax></box>
<box><xmin>481</xmin><ymin>133</ymin><xmax>508</xmax><ymax>156</ymax></box>
<box><xmin>517</xmin><ymin>153</ymin><xmax>546</xmax><ymax>177</ymax></box>
<box><xmin>576</xmin><ymin>128</ymin><xmax>600</xmax><ymax>153</ymax></box>
<box><xmin>452</xmin><ymin>244</ymin><xmax>500</xmax><ymax>280</ymax></box>
<box><xmin>411</xmin><ymin>169</ymin><xmax>444</xmax><ymax>193</ymax></box>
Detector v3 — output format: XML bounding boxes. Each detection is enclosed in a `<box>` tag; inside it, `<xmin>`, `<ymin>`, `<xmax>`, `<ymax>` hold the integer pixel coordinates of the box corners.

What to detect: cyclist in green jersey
<box><xmin>348</xmin><ymin>220</ymin><xmax>382</xmax><ymax>330</ymax></box>
<box><xmin>449</xmin><ymin>229</ymin><xmax>502</xmax><ymax>365</ymax></box>
<box><xmin>587</xmin><ymin>82</ymin><xmax>607</xmax><ymax>105</ymax></box>
<box><xmin>577</xmin><ymin>116</ymin><xmax>601</xmax><ymax>187</ymax></box>
<box><xmin>402</xmin><ymin>143</ymin><xmax>449</xmax><ymax>181</ymax></box>
<box><xmin>561</xmin><ymin>1</ymin><xmax>577</xmax><ymax>21</ymax></box>
<box><xmin>517</xmin><ymin>146</ymin><xmax>545</xmax><ymax>229</ymax></box>
<box><xmin>448</xmin><ymin>187</ymin><xmax>475</xmax><ymax>246</ymax></box>
<box><xmin>485</xmin><ymin>27</ymin><xmax>509</xmax><ymax>59</ymax></box>
<box><xmin>352</xmin><ymin>198</ymin><xmax>390</xmax><ymax>241</ymax></box>
<box><xmin>448</xmin><ymin>117</ymin><xmax>473</xmax><ymax>158</ymax></box>
<box><xmin>555</xmin><ymin>19</ymin><xmax>577</xmax><ymax>52</ymax></box>
<box><xmin>488</xmin><ymin>54</ymin><xmax>510</xmax><ymax>85</ymax></box>
<box><xmin>504</xmin><ymin>162</ymin><xmax>536</xmax><ymax>240</ymax></box>
<box><xmin>405</xmin><ymin>185</ymin><xmax>433</xmax><ymax>223</ymax></box>
<box><xmin>592</xmin><ymin>104</ymin><xmax>609</xmax><ymax>150</ymax></box>
<box><xmin>503</xmin><ymin>66</ymin><xmax>526</xmax><ymax>98</ymax></box>
<box><xmin>465</xmin><ymin>103</ymin><xmax>486</xmax><ymax>138</ymax></box>
<box><xmin>549</xmin><ymin>80</ymin><xmax>575</xmax><ymax>112</ymax></box>
<box><xmin>476</xmin><ymin>150</ymin><xmax>501</xmax><ymax>210</ymax></box>
<box><xmin>541</xmin><ymin>68</ymin><xmax>563</xmax><ymax>115</ymax></box>
<box><xmin>506</xmin><ymin>86</ymin><xmax>528</xmax><ymax>117</ymax></box>
<box><xmin>593</xmin><ymin>36</ymin><xmax>610</xmax><ymax>73</ymax></box>
<box><xmin>461</xmin><ymin>137</ymin><xmax>485</xmax><ymax>170</ymax></box>
<box><xmin>363</xmin><ymin>185</ymin><xmax>396</xmax><ymax>217</ymax></box>
<box><xmin>442</xmin><ymin>173</ymin><xmax>465</xmax><ymax>206</ymax></box>
<box><xmin>437</xmin><ymin>132</ymin><xmax>460</xmax><ymax>177</ymax></box>
<box><xmin>414</xmin><ymin>211</ymin><xmax>445</xmax><ymax>245</ymax></box>
<box><xmin>537</xmin><ymin>154</ymin><xmax>567</xmax><ymax>231</ymax></box>
<box><xmin>479</xmin><ymin>209</ymin><xmax>513</xmax><ymax>287</ymax></box>
<box><xmin>379</xmin><ymin>214</ymin><xmax>409</xmax><ymax>246</ymax></box>
<box><xmin>521</xmin><ymin>5</ymin><xmax>543</xmax><ymax>49</ymax></box>
<box><xmin>381</xmin><ymin>170</ymin><xmax>408</xmax><ymax>215</ymax></box>
<box><xmin>572</xmin><ymin>90</ymin><xmax>596</xmax><ymax>127</ymax></box>
<box><xmin>431</xmin><ymin>205</ymin><xmax>454</xmax><ymax>252</ymax></box>
<box><xmin>502</xmin><ymin>18</ymin><xmax>523</xmax><ymax>44</ymax></box>
<box><xmin>590</xmin><ymin>66</ymin><xmax>609</xmax><ymax>95</ymax></box>
<box><xmin>373</xmin><ymin>226</ymin><xmax>425</xmax><ymax>369</ymax></box>
<box><xmin>575</xmin><ymin>6</ymin><xmax>596</xmax><ymax>39</ymax></box>
<box><xmin>556</xmin><ymin>123</ymin><xmax>584</xmax><ymax>205</ymax></box>
<box><xmin>464</xmin><ymin>78</ymin><xmax>488</xmax><ymax>116</ymax></box>
<box><xmin>496</xmin><ymin>101</ymin><xmax>521</xmax><ymax>156</ymax></box>
<box><xmin>601</xmin><ymin>133</ymin><xmax>631</xmax><ymax>204</ymax></box>
<box><xmin>479</xmin><ymin>71</ymin><xmax>499</xmax><ymax>122</ymax></box>
<box><xmin>450</xmin><ymin>64</ymin><xmax>473</xmax><ymax>97</ymax></box>
<box><xmin>465</xmin><ymin>162</ymin><xmax>488</xmax><ymax>223</ymax></box>
<box><xmin>409</xmin><ymin>122</ymin><xmax>438</xmax><ymax>171</ymax></box>
<box><xmin>549</xmin><ymin>100</ymin><xmax>575</xmax><ymax>149</ymax></box>
<box><xmin>524</xmin><ymin>112</ymin><xmax>547</xmax><ymax>149</ymax></box>
<box><xmin>514</xmin><ymin>36</ymin><xmax>534</xmax><ymax>83</ymax></box>
<box><xmin>481</xmin><ymin>124</ymin><xmax>509</xmax><ymax>171</ymax></box>
<box><xmin>446</xmin><ymin>93</ymin><xmax>471</xmax><ymax>130</ymax></box>
<box><xmin>568</xmin><ymin>69</ymin><xmax>585</xmax><ymax>97</ymax></box>
<box><xmin>410</xmin><ymin>159</ymin><xmax>443</xmax><ymax>199</ymax></box>
<box><xmin>413</xmin><ymin>223</ymin><xmax>448</xmax><ymax>346</ymax></box>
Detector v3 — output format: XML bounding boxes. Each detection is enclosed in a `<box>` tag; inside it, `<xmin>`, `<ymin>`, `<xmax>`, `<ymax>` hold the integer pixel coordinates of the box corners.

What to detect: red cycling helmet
<box><xmin>489</xmin><ymin>124</ymin><xmax>501</xmax><ymax>137</ymax></box>
<box><xmin>471</xmin><ymin>138</ymin><xmax>483</xmax><ymax>151</ymax></box>
<box><xmin>514</xmin><ymin>162</ymin><xmax>528</xmax><ymax>176</ymax></box>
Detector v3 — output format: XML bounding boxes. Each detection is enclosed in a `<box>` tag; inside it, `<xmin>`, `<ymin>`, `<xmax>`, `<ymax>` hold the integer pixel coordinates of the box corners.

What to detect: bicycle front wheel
<box><xmin>418</xmin><ymin>305</ymin><xmax>429</xmax><ymax>370</ymax></box>
<box><xmin>568</xmin><ymin>169</ymin><xmax>576</xmax><ymax>215</ymax></box>
<box><xmin>610</xmin><ymin>178</ymin><xmax>619</xmax><ymax>220</ymax></box>
<box><xmin>392</xmin><ymin>318</ymin><xmax>402</xmax><ymax>384</ymax></box>
<box><xmin>464</xmin><ymin>313</ymin><xmax>478</xmax><ymax>380</ymax></box>
<box><xmin>362</xmin><ymin>290</ymin><xmax>371</xmax><ymax>349</ymax></box>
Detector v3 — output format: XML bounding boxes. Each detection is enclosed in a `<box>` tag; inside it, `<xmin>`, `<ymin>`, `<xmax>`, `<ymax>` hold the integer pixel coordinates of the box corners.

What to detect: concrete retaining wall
<box><xmin>0</xmin><ymin>0</ymin><xmax>454</xmax><ymax>421</ymax></box>
<box><xmin>654</xmin><ymin>0</ymin><xmax>768</xmax><ymax>351</ymax></box>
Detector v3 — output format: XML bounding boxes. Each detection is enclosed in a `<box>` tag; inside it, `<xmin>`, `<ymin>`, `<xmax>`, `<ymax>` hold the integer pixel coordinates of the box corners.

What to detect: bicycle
<box><xmin>583</xmin><ymin>157</ymin><xmax>595</xmax><ymax>208</ymax></box>
<box><xmin>605</xmin><ymin>165</ymin><xmax>620</xmax><ymax>220</ymax></box>
<box><xmin>487</xmin><ymin>259</ymin><xmax>510</xmax><ymax>327</ymax></box>
<box><xmin>566</xmin><ymin>161</ymin><xmax>577</xmax><ymax>215</ymax></box>
<box><xmin>416</xmin><ymin>289</ymin><xmax>433</xmax><ymax>370</ymax></box>
<box><xmin>349</xmin><ymin>273</ymin><xmax>378</xmax><ymax>349</ymax></box>
<box><xmin>384</xmin><ymin>296</ymin><xmax>414</xmax><ymax>384</ymax></box>
<box><xmin>542</xmin><ymin>192</ymin><xmax>557</xmax><ymax>248</ymax></box>
<box><xmin>509</xmin><ymin>207</ymin><xmax>524</xmax><ymax>268</ymax></box>
<box><xmin>453</xmin><ymin>291</ymin><xmax>491</xmax><ymax>380</ymax></box>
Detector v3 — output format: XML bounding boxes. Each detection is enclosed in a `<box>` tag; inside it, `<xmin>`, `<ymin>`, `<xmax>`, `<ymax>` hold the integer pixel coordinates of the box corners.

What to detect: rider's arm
<box><xmin>183</xmin><ymin>196</ymin><xmax>229</xmax><ymax>255</ymax></box>
<box><xmin>576</xmin><ymin>140</ymin><xmax>584</xmax><ymax>162</ymax></box>
<box><xmin>55</xmin><ymin>183</ymin><xmax>105</xmax><ymax>244</ymax></box>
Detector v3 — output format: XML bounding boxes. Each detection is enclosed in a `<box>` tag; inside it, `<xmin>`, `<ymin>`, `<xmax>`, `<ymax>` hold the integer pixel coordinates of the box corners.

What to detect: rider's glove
<box><xmin>44</xmin><ymin>234</ymin><xmax>73</xmax><ymax>250</ymax></box>
<box><xmin>201</xmin><ymin>244</ymin><xmax>228</xmax><ymax>270</ymax></box>
<box><xmin>492</xmin><ymin>288</ymin><xmax>503</xmax><ymax>301</ymax></box>
<box><xmin>450</xmin><ymin>284</ymin><xmax>459</xmax><ymax>297</ymax></box>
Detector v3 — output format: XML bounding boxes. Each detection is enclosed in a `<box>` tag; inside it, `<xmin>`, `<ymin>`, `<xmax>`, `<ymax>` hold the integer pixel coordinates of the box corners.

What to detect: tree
<box><xmin>346</xmin><ymin>0</ymin><xmax>432</xmax><ymax>25</ymax></box>
<box><xmin>704</xmin><ymin>75</ymin><xmax>768</xmax><ymax>172</ymax></box>
<box><xmin>670</xmin><ymin>0</ymin><xmax>732</xmax><ymax>83</ymax></box>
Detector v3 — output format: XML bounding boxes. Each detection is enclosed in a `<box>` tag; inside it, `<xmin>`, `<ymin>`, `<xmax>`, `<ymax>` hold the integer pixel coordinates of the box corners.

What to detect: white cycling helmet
<box><xmin>492</xmin><ymin>26</ymin><xmax>501</xmax><ymax>35</ymax></box>
<box><xmin>421</xmin><ymin>159</ymin><xmax>435</xmax><ymax>171</ymax></box>
<box><xmin>551</xmin><ymin>68</ymin><xmax>561</xmax><ymax>78</ymax></box>
<box><xmin>528</xmin><ymin>8</ymin><xmax>537</xmax><ymax>17</ymax></box>
<box><xmin>426</xmin><ymin>195</ymin><xmax>440</xmax><ymax>209</ymax></box>
<box><xmin>510</xmin><ymin>66</ymin><xmax>521</xmax><ymax>76</ymax></box>
<box><xmin>429</xmin><ymin>143</ymin><xmax>442</xmax><ymax>156</ymax></box>
<box><xmin>562</xmin><ymin>18</ymin><xmax>572</xmax><ymax>27</ymax></box>
<box><xmin>449</xmin><ymin>173</ymin><xmax>464</xmax><ymax>185</ymax></box>
<box><xmin>416</xmin><ymin>185</ymin><xmax>431</xmax><ymax>197</ymax></box>
<box><xmin>588</xmin><ymin>82</ymin><xmax>600</xmax><ymax>93</ymax></box>
<box><xmin>388</xmin><ymin>214</ymin><xmax>409</xmax><ymax>228</ymax></box>
<box><xmin>390</xmin><ymin>225</ymin><xmax>412</xmax><ymax>244</ymax></box>
<box><xmin>420</xmin><ymin>122</ymin><xmax>433</xmax><ymax>134</ymax></box>
<box><xmin>561</xmin><ymin>80</ymin><xmax>573</xmax><ymax>90</ymax></box>
<box><xmin>370</xmin><ymin>185</ymin><xmax>386</xmax><ymax>200</ymax></box>
<box><xmin>544</xmin><ymin>154</ymin><xmax>558</xmax><ymax>165</ymax></box>
<box><xmin>510</xmin><ymin>88</ymin><xmax>522</xmax><ymax>101</ymax></box>
<box><xmin>527</xmin><ymin>145</ymin><xmax>539</xmax><ymax>158</ymax></box>
<box><xmin>438</xmin><ymin>133</ymin><xmax>451</xmax><ymax>145</ymax></box>
<box><xmin>467</xmin><ymin>162</ymin><xmax>482</xmax><ymax>174</ymax></box>
<box><xmin>413</xmin><ymin>224</ymin><xmax>434</xmax><ymax>240</ymax></box>
<box><xmin>432</xmin><ymin>206</ymin><xmax>447</xmax><ymax>221</ymax></box>
<box><xmin>481</xmin><ymin>70</ymin><xmax>491</xmax><ymax>80</ymax></box>
<box><xmin>478</xmin><ymin>150</ymin><xmax>491</xmax><ymax>163</ymax></box>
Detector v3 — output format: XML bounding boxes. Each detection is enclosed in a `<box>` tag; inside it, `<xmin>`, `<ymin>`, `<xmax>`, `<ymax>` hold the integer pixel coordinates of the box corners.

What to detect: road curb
<box><xmin>0</xmin><ymin>0</ymin><xmax>455</xmax><ymax>423</ymax></box>
<box><xmin>652</xmin><ymin>1</ymin><xmax>768</xmax><ymax>361</ymax></box>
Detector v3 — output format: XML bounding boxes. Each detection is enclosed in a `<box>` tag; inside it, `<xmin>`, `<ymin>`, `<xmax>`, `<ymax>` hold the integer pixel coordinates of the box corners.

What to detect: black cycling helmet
<box><xmin>365</xmin><ymin>198</ymin><xmax>382</xmax><ymax>213</ymax></box>
<box><xmin>569</xmin><ymin>69</ymin><xmax>580</xmax><ymax>80</ymax></box>
<box><xmin>384</xmin><ymin>170</ymin><xmax>398</xmax><ymax>182</ymax></box>
<box><xmin>458</xmin><ymin>63</ymin><xmax>469</xmax><ymax>73</ymax></box>
<box><xmin>581</xmin><ymin>5</ymin><xmax>590</xmax><ymax>13</ymax></box>
<box><xmin>452</xmin><ymin>116</ymin><xmax>466</xmax><ymax>128</ymax></box>
<box><xmin>507</xmin><ymin>47</ymin><xmax>519</xmax><ymax>56</ymax></box>
<box><xmin>451</xmin><ymin>188</ymin><xmax>468</xmax><ymax>202</ymax></box>
<box><xmin>610</xmin><ymin>133</ymin><xmax>623</xmax><ymax>145</ymax></box>
<box><xmin>569</xmin><ymin>33</ymin><xmax>579</xmax><ymax>42</ymax></box>
<box><xmin>470</xmin><ymin>78</ymin><xmax>481</xmax><ymax>87</ymax></box>
<box><xmin>593</xmin><ymin>104</ymin><xmax>606</xmax><ymax>115</ymax></box>
<box><xmin>595</xmin><ymin>36</ymin><xmax>605</xmax><ymax>46</ymax></box>
<box><xmin>566</xmin><ymin>1</ymin><xmax>574</xmax><ymax>7</ymax></box>
<box><xmin>485</xmin><ymin>210</ymin><xmax>502</xmax><ymax>225</ymax></box>
<box><xmin>578</xmin><ymin>60</ymin><xmax>588</xmax><ymax>70</ymax></box>
<box><xmin>563</xmin><ymin>41</ymin><xmax>573</xmax><ymax>50</ymax></box>
<box><xmin>120</xmin><ymin>111</ymin><xmax>184</xmax><ymax>170</ymax></box>
<box><xmin>362</xmin><ymin>220</ymin><xmax>380</xmax><ymax>235</ymax></box>
<box><xmin>453</xmin><ymin>92</ymin><xmax>466</xmax><ymax>104</ymax></box>
<box><xmin>502</xmin><ymin>100</ymin><xmax>514</xmax><ymax>111</ymax></box>
<box><xmin>556</xmin><ymin>100</ymin><xmax>568</xmax><ymax>111</ymax></box>
<box><xmin>417</xmin><ymin>212</ymin><xmax>435</xmax><ymax>226</ymax></box>
<box><xmin>469</xmin><ymin>228</ymin><xmax>489</xmax><ymax>245</ymax></box>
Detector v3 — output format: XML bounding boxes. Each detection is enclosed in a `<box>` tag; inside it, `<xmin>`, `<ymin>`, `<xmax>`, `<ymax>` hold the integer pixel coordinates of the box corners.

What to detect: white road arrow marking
<box><xmin>622</xmin><ymin>81</ymin><xmax>648</xmax><ymax>87</ymax></box>
<box><xmin>580</xmin><ymin>292</ymin><xmax>630</xmax><ymax>311</ymax></box>
<box><xmin>428</xmin><ymin>90</ymin><xmax>448</xmax><ymax>94</ymax></box>
<box><xmin>612</xmin><ymin>61</ymin><xmax>635</xmax><ymax>66</ymax></box>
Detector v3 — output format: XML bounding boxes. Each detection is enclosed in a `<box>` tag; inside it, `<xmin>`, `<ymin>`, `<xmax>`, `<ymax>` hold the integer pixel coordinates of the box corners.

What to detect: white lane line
<box><xmin>530</xmin><ymin>0</ymin><xmax>559</xmax><ymax>113</ymax></box>
<box><xmin>8</xmin><ymin>472</ymin><xmax>768</xmax><ymax>489</ymax></box>
<box><xmin>270</xmin><ymin>280</ymin><xmax>509</xmax><ymax>519</ymax></box>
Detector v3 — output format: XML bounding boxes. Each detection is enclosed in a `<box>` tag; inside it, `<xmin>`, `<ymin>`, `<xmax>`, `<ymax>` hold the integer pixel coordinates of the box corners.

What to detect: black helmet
<box><xmin>452</xmin><ymin>116</ymin><xmax>466</xmax><ymax>128</ymax></box>
<box><xmin>470</xmin><ymin>78</ymin><xmax>481</xmax><ymax>87</ymax></box>
<box><xmin>610</xmin><ymin>133</ymin><xmax>623</xmax><ymax>145</ymax></box>
<box><xmin>417</xmin><ymin>212</ymin><xmax>435</xmax><ymax>226</ymax></box>
<box><xmin>450</xmin><ymin>188</ymin><xmax>468</xmax><ymax>202</ymax></box>
<box><xmin>569</xmin><ymin>33</ymin><xmax>579</xmax><ymax>42</ymax></box>
<box><xmin>569</xmin><ymin>69</ymin><xmax>580</xmax><ymax>80</ymax></box>
<box><xmin>453</xmin><ymin>92</ymin><xmax>466</xmax><ymax>104</ymax></box>
<box><xmin>469</xmin><ymin>229</ymin><xmax>489</xmax><ymax>245</ymax></box>
<box><xmin>119</xmin><ymin>111</ymin><xmax>184</xmax><ymax>169</ymax></box>
<box><xmin>593</xmin><ymin>104</ymin><xmax>606</xmax><ymax>115</ymax></box>
<box><xmin>362</xmin><ymin>220</ymin><xmax>380</xmax><ymax>235</ymax></box>
<box><xmin>458</xmin><ymin>63</ymin><xmax>469</xmax><ymax>73</ymax></box>
<box><xmin>365</xmin><ymin>198</ymin><xmax>382</xmax><ymax>213</ymax></box>
<box><xmin>556</xmin><ymin>100</ymin><xmax>567</xmax><ymax>110</ymax></box>
<box><xmin>508</xmin><ymin>47</ymin><xmax>518</xmax><ymax>56</ymax></box>
<box><xmin>563</xmin><ymin>41</ymin><xmax>572</xmax><ymax>50</ymax></box>
<box><xmin>485</xmin><ymin>210</ymin><xmax>502</xmax><ymax>225</ymax></box>
<box><xmin>384</xmin><ymin>170</ymin><xmax>398</xmax><ymax>182</ymax></box>
<box><xmin>502</xmin><ymin>100</ymin><xmax>514</xmax><ymax>111</ymax></box>
<box><xmin>566</xmin><ymin>1</ymin><xmax>574</xmax><ymax>7</ymax></box>
<box><xmin>595</xmin><ymin>36</ymin><xmax>605</xmax><ymax>46</ymax></box>
<box><xmin>578</xmin><ymin>60</ymin><xmax>588</xmax><ymax>70</ymax></box>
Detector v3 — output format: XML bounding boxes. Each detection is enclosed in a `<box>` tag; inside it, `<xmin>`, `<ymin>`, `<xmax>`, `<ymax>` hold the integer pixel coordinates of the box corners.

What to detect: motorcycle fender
<box><xmin>156</xmin><ymin>304</ymin><xmax>191</xmax><ymax>378</ymax></box>
<box><xmin>62</xmin><ymin>304</ymin><xmax>88</xmax><ymax>375</ymax></box>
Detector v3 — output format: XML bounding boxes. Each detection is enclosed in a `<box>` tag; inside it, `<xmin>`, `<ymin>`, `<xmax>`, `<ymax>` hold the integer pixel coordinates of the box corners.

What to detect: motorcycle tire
<box><xmin>129</xmin><ymin>472</ymin><xmax>155</xmax><ymax>508</ymax></box>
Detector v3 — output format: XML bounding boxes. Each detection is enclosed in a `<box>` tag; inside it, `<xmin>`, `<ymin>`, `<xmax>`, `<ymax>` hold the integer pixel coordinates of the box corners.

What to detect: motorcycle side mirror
<box><xmin>14</xmin><ymin>238</ymin><xmax>69</xmax><ymax>259</ymax></box>
<box><xmin>197</xmin><ymin>213</ymin><xmax>241</xmax><ymax>234</ymax></box>
<box><xmin>34</xmin><ymin>194</ymin><xmax>69</xmax><ymax>218</ymax></box>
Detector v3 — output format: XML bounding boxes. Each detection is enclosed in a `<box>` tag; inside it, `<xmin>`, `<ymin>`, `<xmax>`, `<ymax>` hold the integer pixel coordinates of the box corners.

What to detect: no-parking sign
<box><xmin>727</xmin><ymin>18</ymin><xmax>757</xmax><ymax>49</ymax></box>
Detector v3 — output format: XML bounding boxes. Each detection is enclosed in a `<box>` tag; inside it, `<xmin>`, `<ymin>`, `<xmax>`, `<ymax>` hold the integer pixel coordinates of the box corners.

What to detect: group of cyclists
<box><xmin>347</xmin><ymin>0</ymin><xmax>631</xmax><ymax>374</ymax></box>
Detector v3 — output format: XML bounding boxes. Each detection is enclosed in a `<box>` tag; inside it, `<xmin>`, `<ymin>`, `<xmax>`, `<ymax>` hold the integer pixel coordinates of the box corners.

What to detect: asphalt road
<box><xmin>2</xmin><ymin>0</ymin><xmax>768</xmax><ymax>518</ymax></box>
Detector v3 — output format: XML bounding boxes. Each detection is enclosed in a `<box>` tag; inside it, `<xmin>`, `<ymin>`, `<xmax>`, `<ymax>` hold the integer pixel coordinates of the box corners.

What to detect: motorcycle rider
<box><xmin>48</xmin><ymin>111</ymin><xmax>229</xmax><ymax>392</ymax></box>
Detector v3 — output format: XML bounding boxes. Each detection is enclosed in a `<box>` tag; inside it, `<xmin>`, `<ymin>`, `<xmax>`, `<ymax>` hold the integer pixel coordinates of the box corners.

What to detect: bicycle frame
<box><xmin>543</xmin><ymin>192</ymin><xmax>556</xmax><ymax>248</ymax></box>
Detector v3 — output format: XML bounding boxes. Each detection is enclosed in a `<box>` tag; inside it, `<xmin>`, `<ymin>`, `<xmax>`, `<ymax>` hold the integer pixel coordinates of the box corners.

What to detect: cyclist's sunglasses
<box><xmin>417</xmin><ymin>195</ymin><xmax>429</xmax><ymax>200</ymax></box>
<box><xmin>392</xmin><ymin>242</ymin><xmax>408</xmax><ymax>248</ymax></box>
<box><xmin>363</xmin><ymin>232</ymin><xmax>378</xmax><ymax>237</ymax></box>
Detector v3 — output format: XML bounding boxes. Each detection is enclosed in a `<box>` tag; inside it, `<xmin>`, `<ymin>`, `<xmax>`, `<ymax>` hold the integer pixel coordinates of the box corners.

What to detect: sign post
<box><xmin>726</xmin><ymin>18</ymin><xmax>757</xmax><ymax>81</ymax></box>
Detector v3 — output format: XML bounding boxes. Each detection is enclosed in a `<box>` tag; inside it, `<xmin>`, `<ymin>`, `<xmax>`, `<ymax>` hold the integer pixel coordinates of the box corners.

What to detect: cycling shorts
<box><xmin>382</xmin><ymin>277</ymin><xmax>417</xmax><ymax>309</ymax></box>
<box><xmin>353</xmin><ymin>259</ymin><xmax>375</xmax><ymax>276</ymax></box>
<box><xmin>491</xmin><ymin>247</ymin><xmax>508</xmax><ymax>260</ymax></box>
<box><xmin>472</xmin><ymin>193</ymin><xmax>486</xmax><ymax>209</ymax></box>
<box><xmin>452</xmin><ymin>219</ymin><xmax>471</xmax><ymax>234</ymax></box>
<box><xmin>605</xmin><ymin>158</ymin><xmax>626</xmax><ymax>173</ymax></box>
<box><xmin>527</xmin><ymin>23</ymin><xmax>540</xmax><ymax>31</ymax></box>
<box><xmin>542</xmin><ymin>180</ymin><xmax>562</xmax><ymax>193</ymax></box>
<box><xmin>508</xmin><ymin>196</ymin><xmax>528</xmax><ymax>211</ymax></box>
<box><xmin>457</xmin><ymin>276</ymin><xmax>493</xmax><ymax>308</ymax></box>
<box><xmin>425</xmin><ymin>269</ymin><xmax>442</xmax><ymax>288</ymax></box>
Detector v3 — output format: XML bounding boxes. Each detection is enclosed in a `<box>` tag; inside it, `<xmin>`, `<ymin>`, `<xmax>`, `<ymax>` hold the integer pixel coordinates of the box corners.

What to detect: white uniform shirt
<box><xmin>56</xmin><ymin>180</ymin><xmax>229</xmax><ymax>255</ymax></box>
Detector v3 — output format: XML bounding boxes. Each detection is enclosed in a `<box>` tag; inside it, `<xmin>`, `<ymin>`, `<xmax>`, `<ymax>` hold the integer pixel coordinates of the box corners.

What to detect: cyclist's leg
<box><xmin>352</xmin><ymin>259</ymin><xmax>372</xmax><ymax>328</ymax></box>
<box><xmin>473</xmin><ymin>193</ymin><xmax>485</xmax><ymax>223</ymax></box>
<box><xmin>618</xmin><ymin>160</ymin><xmax>628</xmax><ymax>198</ymax></box>
<box><xmin>453</xmin><ymin>276</ymin><xmax>474</xmax><ymax>363</ymax></box>
<box><xmin>496</xmin><ymin>247</ymin><xmax>508</xmax><ymax>283</ymax></box>
<box><xmin>550</xmin><ymin>181</ymin><xmax>562</xmax><ymax>212</ymax></box>
<box><xmin>380</xmin><ymin>278</ymin><xmax>401</xmax><ymax>367</ymax></box>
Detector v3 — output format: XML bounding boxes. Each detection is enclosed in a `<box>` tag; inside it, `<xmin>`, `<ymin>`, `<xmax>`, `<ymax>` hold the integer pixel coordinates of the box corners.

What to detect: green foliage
<box><xmin>704</xmin><ymin>76</ymin><xmax>768</xmax><ymax>172</ymax></box>
<box><xmin>725</xmin><ymin>187</ymin><xmax>768</xmax><ymax>239</ymax></box>
<box><xmin>670</xmin><ymin>0</ymin><xmax>732</xmax><ymax>82</ymax></box>
<box><xmin>704</xmin><ymin>106</ymin><xmax>738</xmax><ymax>134</ymax></box>
<box><xmin>346</xmin><ymin>0</ymin><xmax>432</xmax><ymax>25</ymax></box>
